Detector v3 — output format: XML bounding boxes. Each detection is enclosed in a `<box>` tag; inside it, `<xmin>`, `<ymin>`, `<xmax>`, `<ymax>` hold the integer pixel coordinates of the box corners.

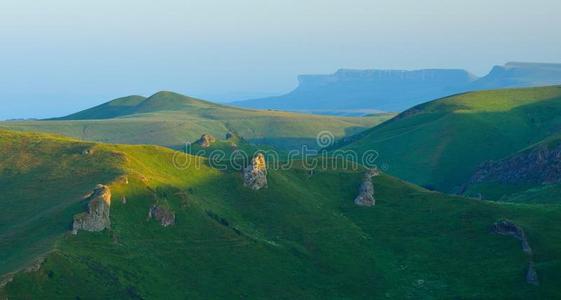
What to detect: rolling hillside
<box><xmin>0</xmin><ymin>91</ymin><xmax>392</xmax><ymax>150</ymax></box>
<box><xmin>336</xmin><ymin>85</ymin><xmax>561</xmax><ymax>193</ymax></box>
<box><xmin>233</xmin><ymin>62</ymin><xmax>561</xmax><ymax>114</ymax></box>
<box><xmin>1</xmin><ymin>130</ymin><xmax>561</xmax><ymax>298</ymax></box>
<box><xmin>0</xmin><ymin>130</ymin><xmax>125</xmax><ymax>278</ymax></box>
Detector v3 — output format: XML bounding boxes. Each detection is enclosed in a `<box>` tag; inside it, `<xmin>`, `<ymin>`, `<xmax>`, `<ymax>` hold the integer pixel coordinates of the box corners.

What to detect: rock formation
<box><xmin>469</xmin><ymin>141</ymin><xmax>561</xmax><ymax>185</ymax></box>
<box><xmin>196</xmin><ymin>134</ymin><xmax>216</xmax><ymax>148</ymax></box>
<box><xmin>526</xmin><ymin>261</ymin><xmax>540</xmax><ymax>286</ymax></box>
<box><xmin>491</xmin><ymin>219</ymin><xmax>539</xmax><ymax>286</ymax></box>
<box><xmin>243</xmin><ymin>153</ymin><xmax>267</xmax><ymax>190</ymax></box>
<box><xmin>82</xmin><ymin>148</ymin><xmax>94</xmax><ymax>155</ymax></box>
<box><xmin>148</xmin><ymin>205</ymin><xmax>176</xmax><ymax>227</ymax></box>
<box><xmin>354</xmin><ymin>169</ymin><xmax>379</xmax><ymax>206</ymax></box>
<box><xmin>491</xmin><ymin>219</ymin><xmax>532</xmax><ymax>254</ymax></box>
<box><xmin>72</xmin><ymin>184</ymin><xmax>111</xmax><ymax>234</ymax></box>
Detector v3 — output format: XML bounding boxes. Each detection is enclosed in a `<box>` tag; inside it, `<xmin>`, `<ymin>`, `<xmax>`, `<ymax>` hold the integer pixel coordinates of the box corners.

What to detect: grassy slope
<box><xmin>0</xmin><ymin>91</ymin><xmax>393</xmax><ymax>150</ymax></box>
<box><xmin>1</xmin><ymin>130</ymin><xmax>561</xmax><ymax>298</ymax></box>
<box><xmin>338</xmin><ymin>85</ymin><xmax>561</xmax><ymax>193</ymax></box>
<box><xmin>0</xmin><ymin>130</ymin><xmax>124</xmax><ymax>276</ymax></box>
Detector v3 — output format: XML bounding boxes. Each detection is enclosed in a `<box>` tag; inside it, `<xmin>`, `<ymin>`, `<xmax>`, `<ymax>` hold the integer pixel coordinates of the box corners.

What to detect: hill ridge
<box><xmin>58</xmin><ymin>91</ymin><xmax>237</xmax><ymax>120</ymax></box>
<box><xmin>336</xmin><ymin>85</ymin><xmax>561</xmax><ymax>192</ymax></box>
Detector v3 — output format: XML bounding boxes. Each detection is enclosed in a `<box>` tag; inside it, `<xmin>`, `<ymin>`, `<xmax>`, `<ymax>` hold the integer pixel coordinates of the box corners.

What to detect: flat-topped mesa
<box><xmin>72</xmin><ymin>184</ymin><xmax>111</xmax><ymax>234</ymax></box>
<box><xmin>354</xmin><ymin>169</ymin><xmax>379</xmax><ymax>207</ymax></box>
<box><xmin>243</xmin><ymin>153</ymin><xmax>267</xmax><ymax>190</ymax></box>
<box><xmin>197</xmin><ymin>134</ymin><xmax>216</xmax><ymax>148</ymax></box>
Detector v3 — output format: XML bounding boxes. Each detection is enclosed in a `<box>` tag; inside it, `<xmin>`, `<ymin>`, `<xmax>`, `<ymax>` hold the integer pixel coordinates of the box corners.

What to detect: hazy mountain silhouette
<box><xmin>232</xmin><ymin>62</ymin><xmax>561</xmax><ymax>114</ymax></box>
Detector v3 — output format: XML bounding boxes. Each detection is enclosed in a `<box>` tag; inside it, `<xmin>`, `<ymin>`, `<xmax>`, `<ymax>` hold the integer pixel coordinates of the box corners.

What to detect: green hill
<box><xmin>2</xmin><ymin>129</ymin><xmax>561</xmax><ymax>298</ymax></box>
<box><xmin>57</xmin><ymin>95</ymin><xmax>148</xmax><ymax>120</ymax></box>
<box><xmin>1</xmin><ymin>91</ymin><xmax>392</xmax><ymax>150</ymax></box>
<box><xmin>336</xmin><ymin>85</ymin><xmax>561</xmax><ymax>194</ymax></box>
<box><xmin>56</xmin><ymin>92</ymin><xmax>238</xmax><ymax>120</ymax></box>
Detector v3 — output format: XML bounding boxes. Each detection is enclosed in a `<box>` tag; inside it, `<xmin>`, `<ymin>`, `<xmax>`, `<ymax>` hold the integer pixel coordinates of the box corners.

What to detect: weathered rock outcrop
<box><xmin>72</xmin><ymin>184</ymin><xmax>111</xmax><ymax>234</ymax></box>
<box><xmin>243</xmin><ymin>153</ymin><xmax>267</xmax><ymax>190</ymax></box>
<box><xmin>82</xmin><ymin>148</ymin><xmax>94</xmax><ymax>155</ymax></box>
<box><xmin>148</xmin><ymin>205</ymin><xmax>176</xmax><ymax>227</ymax></box>
<box><xmin>0</xmin><ymin>257</ymin><xmax>46</xmax><ymax>288</ymax></box>
<box><xmin>469</xmin><ymin>141</ymin><xmax>561</xmax><ymax>185</ymax></box>
<box><xmin>197</xmin><ymin>134</ymin><xmax>216</xmax><ymax>148</ymax></box>
<box><xmin>23</xmin><ymin>257</ymin><xmax>45</xmax><ymax>273</ymax></box>
<box><xmin>491</xmin><ymin>219</ymin><xmax>532</xmax><ymax>254</ymax></box>
<box><xmin>526</xmin><ymin>261</ymin><xmax>540</xmax><ymax>286</ymax></box>
<box><xmin>491</xmin><ymin>219</ymin><xmax>539</xmax><ymax>286</ymax></box>
<box><xmin>0</xmin><ymin>275</ymin><xmax>14</xmax><ymax>289</ymax></box>
<box><xmin>354</xmin><ymin>169</ymin><xmax>379</xmax><ymax>206</ymax></box>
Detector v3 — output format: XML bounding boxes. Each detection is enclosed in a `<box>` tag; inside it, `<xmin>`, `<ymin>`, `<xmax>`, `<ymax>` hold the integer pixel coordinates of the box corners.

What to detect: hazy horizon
<box><xmin>1</xmin><ymin>0</ymin><xmax>560</xmax><ymax>119</ymax></box>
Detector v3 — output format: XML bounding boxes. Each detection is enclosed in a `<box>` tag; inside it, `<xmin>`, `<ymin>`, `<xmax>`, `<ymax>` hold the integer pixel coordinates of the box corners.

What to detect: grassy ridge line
<box><xmin>1</xmin><ymin>91</ymin><xmax>393</xmax><ymax>150</ymax></box>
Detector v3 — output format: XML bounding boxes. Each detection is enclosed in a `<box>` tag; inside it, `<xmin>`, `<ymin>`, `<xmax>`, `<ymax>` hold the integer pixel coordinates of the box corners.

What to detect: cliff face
<box><xmin>469</xmin><ymin>140</ymin><xmax>561</xmax><ymax>185</ymax></box>
<box><xmin>72</xmin><ymin>185</ymin><xmax>111</xmax><ymax>234</ymax></box>
<box><xmin>295</xmin><ymin>68</ymin><xmax>475</xmax><ymax>91</ymax></box>
<box><xmin>471</xmin><ymin>62</ymin><xmax>561</xmax><ymax>90</ymax></box>
<box><xmin>235</xmin><ymin>68</ymin><xmax>476</xmax><ymax>112</ymax></box>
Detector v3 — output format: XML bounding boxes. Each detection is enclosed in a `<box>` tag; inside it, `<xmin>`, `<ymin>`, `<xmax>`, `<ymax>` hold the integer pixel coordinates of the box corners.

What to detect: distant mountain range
<box><xmin>232</xmin><ymin>62</ymin><xmax>561</xmax><ymax>114</ymax></box>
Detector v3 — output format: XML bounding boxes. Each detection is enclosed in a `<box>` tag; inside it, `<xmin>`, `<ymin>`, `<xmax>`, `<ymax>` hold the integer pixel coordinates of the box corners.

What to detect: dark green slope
<box><xmin>337</xmin><ymin>85</ymin><xmax>561</xmax><ymax>193</ymax></box>
<box><xmin>2</xmin><ymin>130</ymin><xmax>561</xmax><ymax>298</ymax></box>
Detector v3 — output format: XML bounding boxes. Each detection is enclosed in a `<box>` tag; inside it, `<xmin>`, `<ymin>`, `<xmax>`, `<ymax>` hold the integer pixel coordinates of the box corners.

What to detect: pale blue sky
<box><xmin>1</xmin><ymin>0</ymin><xmax>560</xmax><ymax>119</ymax></box>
